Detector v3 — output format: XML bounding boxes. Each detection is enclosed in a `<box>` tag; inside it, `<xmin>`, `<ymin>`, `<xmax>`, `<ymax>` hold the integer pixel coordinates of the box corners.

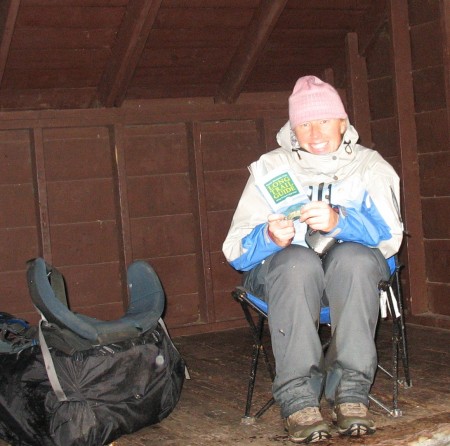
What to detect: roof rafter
<box><xmin>357</xmin><ymin>0</ymin><xmax>388</xmax><ymax>55</ymax></box>
<box><xmin>330</xmin><ymin>0</ymin><xmax>388</xmax><ymax>85</ymax></box>
<box><xmin>215</xmin><ymin>0</ymin><xmax>288</xmax><ymax>104</ymax></box>
<box><xmin>0</xmin><ymin>0</ymin><xmax>20</xmax><ymax>88</ymax></box>
<box><xmin>97</xmin><ymin>0</ymin><xmax>162</xmax><ymax>108</ymax></box>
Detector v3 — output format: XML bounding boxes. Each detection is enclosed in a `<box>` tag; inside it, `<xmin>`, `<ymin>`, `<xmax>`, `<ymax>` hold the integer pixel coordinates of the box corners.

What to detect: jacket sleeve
<box><xmin>222</xmin><ymin>174</ymin><xmax>283</xmax><ymax>272</ymax></box>
<box><xmin>326</xmin><ymin>155</ymin><xmax>403</xmax><ymax>259</ymax></box>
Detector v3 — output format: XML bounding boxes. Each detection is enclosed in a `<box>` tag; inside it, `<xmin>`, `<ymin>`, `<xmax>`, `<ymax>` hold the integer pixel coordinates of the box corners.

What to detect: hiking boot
<box><xmin>332</xmin><ymin>402</ymin><xmax>376</xmax><ymax>436</ymax></box>
<box><xmin>284</xmin><ymin>406</ymin><xmax>331</xmax><ymax>443</ymax></box>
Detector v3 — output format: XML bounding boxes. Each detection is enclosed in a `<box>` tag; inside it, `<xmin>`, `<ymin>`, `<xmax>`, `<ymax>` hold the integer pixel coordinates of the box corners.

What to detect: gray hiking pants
<box><xmin>242</xmin><ymin>242</ymin><xmax>390</xmax><ymax>418</ymax></box>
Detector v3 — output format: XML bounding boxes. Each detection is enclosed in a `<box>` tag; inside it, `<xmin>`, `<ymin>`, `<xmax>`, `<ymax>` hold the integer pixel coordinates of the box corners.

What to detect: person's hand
<box><xmin>267</xmin><ymin>214</ymin><xmax>295</xmax><ymax>247</ymax></box>
<box><xmin>300</xmin><ymin>201</ymin><xmax>339</xmax><ymax>232</ymax></box>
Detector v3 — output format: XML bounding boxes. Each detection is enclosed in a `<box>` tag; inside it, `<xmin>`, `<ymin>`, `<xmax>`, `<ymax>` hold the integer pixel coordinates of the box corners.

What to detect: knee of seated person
<box><xmin>328</xmin><ymin>242</ymin><xmax>379</xmax><ymax>274</ymax></box>
<box><xmin>270</xmin><ymin>245</ymin><xmax>322</xmax><ymax>274</ymax></box>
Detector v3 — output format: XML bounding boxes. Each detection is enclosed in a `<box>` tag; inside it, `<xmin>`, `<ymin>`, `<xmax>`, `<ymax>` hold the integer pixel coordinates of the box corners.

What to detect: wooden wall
<box><xmin>0</xmin><ymin>96</ymin><xmax>289</xmax><ymax>336</ymax></box>
<box><xmin>358</xmin><ymin>0</ymin><xmax>449</xmax><ymax>327</ymax></box>
<box><xmin>0</xmin><ymin>0</ymin><xmax>448</xmax><ymax>335</ymax></box>
<box><xmin>409</xmin><ymin>0</ymin><xmax>450</xmax><ymax>323</ymax></box>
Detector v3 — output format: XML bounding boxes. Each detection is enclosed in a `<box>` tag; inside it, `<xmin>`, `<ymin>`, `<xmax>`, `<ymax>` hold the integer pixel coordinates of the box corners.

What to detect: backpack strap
<box><xmin>38</xmin><ymin>319</ymin><xmax>68</xmax><ymax>402</ymax></box>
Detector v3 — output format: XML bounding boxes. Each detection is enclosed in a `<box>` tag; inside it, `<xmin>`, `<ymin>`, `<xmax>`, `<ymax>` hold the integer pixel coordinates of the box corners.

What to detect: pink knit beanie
<box><xmin>288</xmin><ymin>76</ymin><xmax>347</xmax><ymax>128</ymax></box>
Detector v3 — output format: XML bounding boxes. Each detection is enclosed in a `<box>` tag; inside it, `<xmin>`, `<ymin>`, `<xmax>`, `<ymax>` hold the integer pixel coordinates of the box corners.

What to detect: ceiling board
<box><xmin>0</xmin><ymin>0</ymin><xmax>380</xmax><ymax>110</ymax></box>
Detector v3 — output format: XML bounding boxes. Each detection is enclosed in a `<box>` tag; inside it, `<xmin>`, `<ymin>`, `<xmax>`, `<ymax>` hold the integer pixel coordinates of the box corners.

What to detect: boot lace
<box><xmin>288</xmin><ymin>407</ymin><xmax>322</xmax><ymax>425</ymax></box>
<box><xmin>340</xmin><ymin>402</ymin><xmax>368</xmax><ymax>417</ymax></box>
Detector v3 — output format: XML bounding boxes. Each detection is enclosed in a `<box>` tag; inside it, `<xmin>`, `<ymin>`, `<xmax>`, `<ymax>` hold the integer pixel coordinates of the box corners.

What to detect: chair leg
<box><xmin>372</xmin><ymin>269</ymin><xmax>411</xmax><ymax>417</ymax></box>
<box><xmin>239</xmin><ymin>301</ymin><xmax>275</xmax><ymax>423</ymax></box>
<box><xmin>393</xmin><ymin>271</ymin><xmax>412</xmax><ymax>388</ymax></box>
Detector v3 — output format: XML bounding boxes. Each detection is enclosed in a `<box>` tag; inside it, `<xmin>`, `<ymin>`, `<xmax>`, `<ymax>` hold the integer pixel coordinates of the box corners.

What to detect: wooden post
<box><xmin>441</xmin><ymin>0</ymin><xmax>450</xmax><ymax>132</ymax></box>
<box><xmin>345</xmin><ymin>32</ymin><xmax>372</xmax><ymax>147</ymax></box>
<box><xmin>388</xmin><ymin>0</ymin><xmax>428</xmax><ymax>314</ymax></box>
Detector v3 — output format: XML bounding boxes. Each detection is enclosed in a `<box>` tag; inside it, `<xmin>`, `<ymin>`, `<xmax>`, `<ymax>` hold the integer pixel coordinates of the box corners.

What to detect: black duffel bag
<box><xmin>0</xmin><ymin>321</ymin><xmax>185</xmax><ymax>446</ymax></box>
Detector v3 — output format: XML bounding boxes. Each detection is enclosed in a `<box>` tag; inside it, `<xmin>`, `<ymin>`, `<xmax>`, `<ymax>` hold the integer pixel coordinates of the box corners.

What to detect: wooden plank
<box><xmin>215</xmin><ymin>0</ymin><xmax>288</xmax><ymax>104</ymax></box>
<box><xmin>429</xmin><ymin>283</ymin><xmax>450</xmax><ymax>316</ymax></box>
<box><xmin>260</xmin><ymin>29</ymin><xmax>347</xmax><ymax>48</ymax></box>
<box><xmin>46</xmin><ymin>179</ymin><xmax>116</xmax><ymax>224</ymax></box>
<box><xmin>0</xmin><ymin>0</ymin><xmax>20</xmax><ymax>86</ymax></box>
<box><xmin>7</xmin><ymin>48</ymin><xmax>111</xmax><ymax>69</ymax></box>
<box><xmin>98</xmin><ymin>0</ymin><xmax>163</xmax><ymax>107</ymax></box>
<box><xmin>2</xmin><ymin>68</ymin><xmax>104</xmax><ymax>89</ymax></box>
<box><xmin>131</xmin><ymin>66</ymin><xmax>224</xmax><ymax>86</ymax></box>
<box><xmin>421</xmin><ymin>197</ymin><xmax>450</xmax><ymax>239</ymax></box>
<box><xmin>425</xmin><ymin>239</ymin><xmax>450</xmax><ymax>283</ymax></box>
<box><xmin>388</xmin><ymin>0</ymin><xmax>428</xmax><ymax>314</ymax></box>
<box><xmin>329</xmin><ymin>1</ymin><xmax>387</xmax><ymax>85</ymax></box>
<box><xmin>416</xmin><ymin>109</ymin><xmax>449</xmax><ymax>154</ymax></box>
<box><xmin>11</xmin><ymin>28</ymin><xmax>117</xmax><ymax>49</ymax></box>
<box><xmin>139</xmin><ymin>47</ymin><xmax>235</xmax><ymax>69</ymax></box>
<box><xmin>154</xmin><ymin>7</ymin><xmax>254</xmax><ymax>29</ymax></box>
<box><xmin>23</xmin><ymin>0</ymin><xmax>128</xmax><ymax>5</ymax></box>
<box><xmin>412</xmin><ymin>66</ymin><xmax>447</xmax><ymax>112</ymax></box>
<box><xmin>355</xmin><ymin>0</ymin><xmax>387</xmax><ymax>55</ymax></box>
<box><xmin>365</xmin><ymin>27</ymin><xmax>392</xmax><ymax>79</ymax></box>
<box><xmin>367</xmin><ymin>77</ymin><xmax>395</xmax><ymax>120</ymax></box>
<box><xmin>258</xmin><ymin>47</ymin><xmax>340</xmax><ymax>66</ymax></box>
<box><xmin>419</xmin><ymin>151</ymin><xmax>450</xmax><ymax>197</ymax></box>
<box><xmin>51</xmin><ymin>220</ymin><xmax>119</xmax><ymax>266</ymax></box>
<box><xmin>129</xmin><ymin>215</ymin><xmax>196</xmax><ymax>258</ymax></box>
<box><xmin>278</xmin><ymin>8</ymin><xmax>363</xmax><ymax>29</ymax></box>
<box><xmin>163</xmin><ymin>0</ymin><xmax>259</xmax><ymax>7</ymax></box>
<box><xmin>16</xmin><ymin>5</ymin><xmax>125</xmax><ymax>28</ymax></box>
<box><xmin>410</xmin><ymin>21</ymin><xmax>444</xmax><ymax>70</ymax></box>
<box><xmin>0</xmin><ymin>88</ymin><xmax>98</xmax><ymax>111</ymax></box>
<box><xmin>285</xmin><ymin>0</ymin><xmax>371</xmax><ymax>9</ymax></box>
<box><xmin>146</xmin><ymin>28</ymin><xmax>242</xmax><ymax>48</ymax></box>
<box><xmin>408</xmin><ymin>0</ymin><xmax>441</xmax><ymax>25</ymax></box>
<box><xmin>441</xmin><ymin>0</ymin><xmax>450</xmax><ymax>133</ymax></box>
<box><xmin>345</xmin><ymin>32</ymin><xmax>372</xmax><ymax>146</ymax></box>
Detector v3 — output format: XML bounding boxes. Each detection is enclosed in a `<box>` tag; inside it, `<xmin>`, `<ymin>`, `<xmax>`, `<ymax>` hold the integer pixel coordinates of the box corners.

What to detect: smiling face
<box><xmin>294</xmin><ymin>118</ymin><xmax>347</xmax><ymax>155</ymax></box>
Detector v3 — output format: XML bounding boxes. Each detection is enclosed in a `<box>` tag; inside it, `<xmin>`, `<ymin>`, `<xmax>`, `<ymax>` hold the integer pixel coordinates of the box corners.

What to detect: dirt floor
<box><xmin>0</xmin><ymin>321</ymin><xmax>449</xmax><ymax>446</ymax></box>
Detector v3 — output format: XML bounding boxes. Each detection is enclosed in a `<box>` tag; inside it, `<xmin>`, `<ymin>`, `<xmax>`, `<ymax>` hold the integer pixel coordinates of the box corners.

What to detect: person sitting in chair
<box><xmin>223</xmin><ymin>76</ymin><xmax>403</xmax><ymax>443</ymax></box>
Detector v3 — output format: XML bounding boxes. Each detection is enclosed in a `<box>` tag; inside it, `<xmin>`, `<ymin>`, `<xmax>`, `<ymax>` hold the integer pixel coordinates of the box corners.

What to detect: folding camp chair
<box><xmin>231</xmin><ymin>259</ymin><xmax>411</xmax><ymax>424</ymax></box>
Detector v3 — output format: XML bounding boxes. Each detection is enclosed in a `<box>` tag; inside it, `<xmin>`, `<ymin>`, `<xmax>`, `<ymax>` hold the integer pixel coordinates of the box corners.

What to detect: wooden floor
<box><xmin>1</xmin><ymin>321</ymin><xmax>449</xmax><ymax>446</ymax></box>
<box><xmin>110</xmin><ymin>320</ymin><xmax>450</xmax><ymax>446</ymax></box>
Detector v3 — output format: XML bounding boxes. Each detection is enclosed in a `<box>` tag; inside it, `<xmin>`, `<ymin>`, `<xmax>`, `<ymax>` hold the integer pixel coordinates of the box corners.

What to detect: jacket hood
<box><xmin>275</xmin><ymin>120</ymin><xmax>361</xmax><ymax>177</ymax></box>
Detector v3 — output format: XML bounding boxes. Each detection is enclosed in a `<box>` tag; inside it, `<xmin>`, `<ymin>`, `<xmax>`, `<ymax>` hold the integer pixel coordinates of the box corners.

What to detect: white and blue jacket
<box><xmin>222</xmin><ymin>121</ymin><xmax>403</xmax><ymax>273</ymax></box>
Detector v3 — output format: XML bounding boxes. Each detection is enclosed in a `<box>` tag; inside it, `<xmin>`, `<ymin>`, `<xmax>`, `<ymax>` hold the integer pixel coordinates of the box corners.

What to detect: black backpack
<box><xmin>0</xmin><ymin>259</ymin><xmax>186</xmax><ymax>446</ymax></box>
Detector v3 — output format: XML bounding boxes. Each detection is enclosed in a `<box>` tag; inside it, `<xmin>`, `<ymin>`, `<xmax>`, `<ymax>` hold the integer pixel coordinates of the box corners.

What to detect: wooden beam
<box><xmin>345</xmin><ymin>32</ymin><xmax>372</xmax><ymax>146</ymax></box>
<box><xmin>357</xmin><ymin>0</ymin><xmax>388</xmax><ymax>56</ymax></box>
<box><xmin>0</xmin><ymin>0</ymin><xmax>20</xmax><ymax>87</ymax></box>
<box><xmin>441</xmin><ymin>0</ymin><xmax>450</xmax><ymax>133</ymax></box>
<box><xmin>388</xmin><ymin>0</ymin><xmax>428</xmax><ymax>315</ymax></box>
<box><xmin>331</xmin><ymin>1</ymin><xmax>387</xmax><ymax>85</ymax></box>
<box><xmin>97</xmin><ymin>0</ymin><xmax>162</xmax><ymax>108</ymax></box>
<box><xmin>215</xmin><ymin>0</ymin><xmax>287</xmax><ymax>104</ymax></box>
<box><xmin>322</xmin><ymin>68</ymin><xmax>335</xmax><ymax>85</ymax></box>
